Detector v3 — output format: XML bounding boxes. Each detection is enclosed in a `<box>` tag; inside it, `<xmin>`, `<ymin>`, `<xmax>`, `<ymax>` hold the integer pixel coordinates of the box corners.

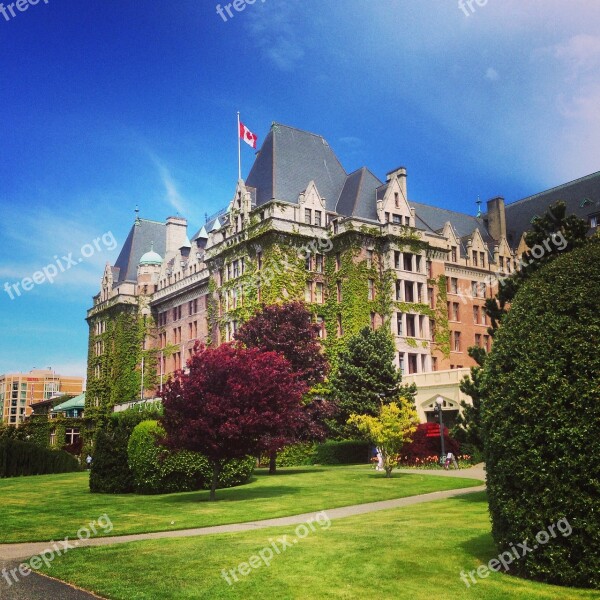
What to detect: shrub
<box><xmin>0</xmin><ymin>439</ymin><xmax>80</xmax><ymax>477</ymax></box>
<box><xmin>399</xmin><ymin>423</ymin><xmax>460</xmax><ymax>466</ymax></box>
<box><xmin>275</xmin><ymin>443</ymin><xmax>316</xmax><ymax>467</ymax></box>
<box><xmin>480</xmin><ymin>239</ymin><xmax>600</xmax><ymax>589</ymax></box>
<box><xmin>311</xmin><ymin>440</ymin><xmax>370</xmax><ymax>465</ymax></box>
<box><xmin>128</xmin><ymin>421</ymin><xmax>254</xmax><ymax>494</ymax></box>
<box><xmin>89</xmin><ymin>405</ymin><xmax>163</xmax><ymax>494</ymax></box>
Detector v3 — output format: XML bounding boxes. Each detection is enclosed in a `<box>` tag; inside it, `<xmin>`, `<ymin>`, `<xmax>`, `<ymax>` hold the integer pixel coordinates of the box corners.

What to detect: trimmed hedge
<box><xmin>275</xmin><ymin>443</ymin><xmax>316</xmax><ymax>467</ymax></box>
<box><xmin>311</xmin><ymin>440</ymin><xmax>370</xmax><ymax>465</ymax></box>
<box><xmin>128</xmin><ymin>421</ymin><xmax>255</xmax><ymax>494</ymax></box>
<box><xmin>0</xmin><ymin>439</ymin><xmax>80</xmax><ymax>477</ymax></box>
<box><xmin>90</xmin><ymin>405</ymin><xmax>163</xmax><ymax>494</ymax></box>
<box><xmin>481</xmin><ymin>239</ymin><xmax>600</xmax><ymax>589</ymax></box>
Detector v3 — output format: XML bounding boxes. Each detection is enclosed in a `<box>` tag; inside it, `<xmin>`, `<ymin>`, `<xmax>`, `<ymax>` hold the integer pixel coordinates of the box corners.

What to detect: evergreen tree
<box><xmin>329</xmin><ymin>327</ymin><xmax>416</xmax><ymax>436</ymax></box>
<box><xmin>485</xmin><ymin>201</ymin><xmax>588</xmax><ymax>334</ymax></box>
<box><xmin>451</xmin><ymin>346</ymin><xmax>486</xmax><ymax>454</ymax></box>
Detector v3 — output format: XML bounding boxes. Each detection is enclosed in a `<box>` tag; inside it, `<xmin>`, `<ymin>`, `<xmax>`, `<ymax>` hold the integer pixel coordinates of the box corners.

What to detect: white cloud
<box><xmin>148</xmin><ymin>154</ymin><xmax>188</xmax><ymax>216</ymax></box>
<box><xmin>485</xmin><ymin>67</ymin><xmax>499</xmax><ymax>81</ymax></box>
<box><xmin>246</xmin><ymin>2</ymin><xmax>305</xmax><ymax>71</ymax></box>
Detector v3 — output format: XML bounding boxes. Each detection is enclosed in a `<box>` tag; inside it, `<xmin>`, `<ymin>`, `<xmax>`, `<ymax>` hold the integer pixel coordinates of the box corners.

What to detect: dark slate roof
<box><xmin>410</xmin><ymin>201</ymin><xmax>493</xmax><ymax>244</ymax></box>
<box><xmin>336</xmin><ymin>167</ymin><xmax>383</xmax><ymax>221</ymax></box>
<box><xmin>503</xmin><ymin>171</ymin><xmax>600</xmax><ymax>247</ymax></box>
<box><xmin>246</xmin><ymin>123</ymin><xmax>348</xmax><ymax>211</ymax></box>
<box><xmin>113</xmin><ymin>219</ymin><xmax>166</xmax><ymax>283</ymax></box>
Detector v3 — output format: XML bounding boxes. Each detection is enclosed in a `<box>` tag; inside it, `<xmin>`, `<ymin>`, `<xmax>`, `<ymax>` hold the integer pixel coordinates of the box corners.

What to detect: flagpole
<box><xmin>237</xmin><ymin>111</ymin><xmax>242</xmax><ymax>181</ymax></box>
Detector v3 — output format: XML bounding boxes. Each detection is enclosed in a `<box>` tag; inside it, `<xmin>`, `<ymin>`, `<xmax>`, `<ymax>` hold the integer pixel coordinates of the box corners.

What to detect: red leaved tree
<box><xmin>160</xmin><ymin>342</ymin><xmax>307</xmax><ymax>500</ymax></box>
<box><xmin>235</xmin><ymin>302</ymin><xmax>333</xmax><ymax>473</ymax></box>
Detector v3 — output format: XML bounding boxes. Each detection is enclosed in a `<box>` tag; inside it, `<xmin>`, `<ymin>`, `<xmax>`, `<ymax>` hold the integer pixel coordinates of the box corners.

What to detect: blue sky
<box><xmin>1</xmin><ymin>0</ymin><xmax>599</xmax><ymax>379</ymax></box>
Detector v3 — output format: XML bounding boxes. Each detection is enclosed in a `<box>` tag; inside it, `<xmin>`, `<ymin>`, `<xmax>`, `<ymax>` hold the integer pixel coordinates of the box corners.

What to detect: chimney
<box><xmin>486</xmin><ymin>197</ymin><xmax>506</xmax><ymax>241</ymax></box>
<box><xmin>386</xmin><ymin>166</ymin><xmax>407</xmax><ymax>200</ymax></box>
<box><xmin>165</xmin><ymin>216</ymin><xmax>188</xmax><ymax>255</ymax></box>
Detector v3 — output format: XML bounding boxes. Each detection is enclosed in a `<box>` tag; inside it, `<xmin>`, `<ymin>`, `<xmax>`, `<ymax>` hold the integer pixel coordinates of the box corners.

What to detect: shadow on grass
<box><xmin>163</xmin><ymin>485</ymin><xmax>303</xmax><ymax>504</ymax></box>
<box><xmin>254</xmin><ymin>468</ymin><xmax>326</xmax><ymax>476</ymax></box>
<box><xmin>460</xmin><ymin>532</ymin><xmax>499</xmax><ymax>565</ymax></box>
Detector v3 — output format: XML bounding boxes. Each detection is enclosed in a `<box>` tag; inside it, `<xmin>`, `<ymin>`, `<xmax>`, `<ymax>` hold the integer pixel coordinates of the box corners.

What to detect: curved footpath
<box><xmin>0</xmin><ymin>464</ymin><xmax>485</xmax><ymax>599</ymax></box>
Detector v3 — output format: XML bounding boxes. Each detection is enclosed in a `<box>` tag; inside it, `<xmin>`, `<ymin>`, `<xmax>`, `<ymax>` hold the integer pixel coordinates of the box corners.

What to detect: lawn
<box><xmin>0</xmin><ymin>466</ymin><xmax>482</xmax><ymax>543</ymax></box>
<box><xmin>38</xmin><ymin>491</ymin><xmax>600</xmax><ymax>600</ymax></box>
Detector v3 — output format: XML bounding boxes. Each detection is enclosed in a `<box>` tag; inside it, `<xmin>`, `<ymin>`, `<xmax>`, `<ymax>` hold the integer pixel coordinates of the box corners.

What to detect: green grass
<box><xmin>0</xmin><ymin>466</ymin><xmax>482</xmax><ymax>543</ymax></box>
<box><xmin>39</xmin><ymin>491</ymin><xmax>600</xmax><ymax>600</ymax></box>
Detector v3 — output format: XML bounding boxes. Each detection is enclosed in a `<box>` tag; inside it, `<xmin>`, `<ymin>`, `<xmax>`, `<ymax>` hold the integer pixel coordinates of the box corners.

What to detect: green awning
<box><xmin>52</xmin><ymin>392</ymin><xmax>86</xmax><ymax>413</ymax></box>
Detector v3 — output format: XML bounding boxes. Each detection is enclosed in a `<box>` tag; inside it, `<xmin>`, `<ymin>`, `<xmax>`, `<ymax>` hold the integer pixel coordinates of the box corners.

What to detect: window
<box><xmin>172</xmin><ymin>305</ymin><xmax>182</xmax><ymax>321</ymax></box>
<box><xmin>452</xmin><ymin>302</ymin><xmax>460</xmax><ymax>321</ymax></box>
<box><xmin>453</xmin><ymin>331</ymin><xmax>461</xmax><ymax>352</ymax></box>
<box><xmin>396</xmin><ymin>280</ymin><xmax>402</xmax><ymax>301</ymax></box>
<box><xmin>65</xmin><ymin>428</ymin><xmax>80</xmax><ymax>445</ymax></box>
<box><xmin>394</xmin><ymin>192</ymin><xmax>400</xmax><ymax>207</ymax></box>
<box><xmin>399</xmin><ymin>354</ymin><xmax>405</xmax><ymax>374</ymax></box>
<box><xmin>406</xmin><ymin>314</ymin><xmax>416</xmax><ymax>337</ymax></box>
<box><xmin>427</xmin><ymin>287</ymin><xmax>434</xmax><ymax>308</ymax></box>
<box><xmin>426</xmin><ymin>260</ymin><xmax>433</xmax><ymax>278</ymax></box>
<box><xmin>335</xmin><ymin>253</ymin><xmax>341</xmax><ymax>272</ymax></box>
<box><xmin>408</xmin><ymin>354</ymin><xmax>418</xmax><ymax>375</ymax></box>
<box><xmin>305</xmin><ymin>282</ymin><xmax>312</xmax><ymax>303</ymax></box>
<box><xmin>404</xmin><ymin>281</ymin><xmax>414</xmax><ymax>303</ymax></box>
<box><xmin>472</xmin><ymin>251</ymin><xmax>478</xmax><ymax>266</ymax></box>
<box><xmin>416</xmin><ymin>255</ymin><xmax>422</xmax><ymax>272</ymax></box>
<box><xmin>449</xmin><ymin>277</ymin><xmax>458</xmax><ymax>294</ymax></box>
<box><xmin>304</xmin><ymin>208</ymin><xmax>312</xmax><ymax>224</ymax></box>
<box><xmin>396</xmin><ymin>312</ymin><xmax>403</xmax><ymax>336</ymax></box>
<box><xmin>394</xmin><ymin>251</ymin><xmax>401</xmax><ymax>269</ymax></box>
<box><xmin>314</xmin><ymin>211</ymin><xmax>322</xmax><ymax>227</ymax></box>
<box><xmin>315</xmin><ymin>254</ymin><xmax>324</xmax><ymax>273</ymax></box>
<box><xmin>417</xmin><ymin>283</ymin><xmax>424</xmax><ymax>303</ymax></box>
<box><xmin>432</xmin><ymin>357</ymin><xmax>438</xmax><ymax>371</ymax></box>
<box><xmin>337</xmin><ymin>314</ymin><xmax>343</xmax><ymax>337</ymax></box>
<box><xmin>484</xmin><ymin>334</ymin><xmax>491</xmax><ymax>352</ymax></box>
<box><xmin>473</xmin><ymin>306</ymin><xmax>480</xmax><ymax>324</ymax></box>
<box><xmin>589</xmin><ymin>214</ymin><xmax>599</xmax><ymax>228</ymax></box>
<box><xmin>233</xmin><ymin>260</ymin><xmax>240</xmax><ymax>278</ymax></box>
<box><xmin>451</xmin><ymin>247</ymin><xmax>457</xmax><ymax>262</ymax></box>
<box><xmin>368</xmin><ymin>279</ymin><xmax>375</xmax><ymax>301</ymax></box>
<box><xmin>370</xmin><ymin>312</ymin><xmax>376</xmax><ymax>329</ymax></box>
<box><xmin>480</xmin><ymin>251</ymin><xmax>485</xmax><ymax>267</ymax></box>
<box><xmin>403</xmin><ymin>254</ymin><xmax>413</xmax><ymax>271</ymax></box>
<box><xmin>305</xmin><ymin>254</ymin><xmax>312</xmax><ymax>271</ymax></box>
<box><xmin>366</xmin><ymin>249</ymin><xmax>373</xmax><ymax>268</ymax></box>
<box><xmin>336</xmin><ymin>281</ymin><xmax>342</xmax><ymax>302</ymax></box>
<box><xmin>315</xmin><ymin>282</ymin><xmax>324</xmax><ymax>304</ymax></box>
<box><xmin>475</xmin><ymin>334</ymin><xmax>482</xmax><ymax>347</ymax></box>
<box><xmin>257</xmin><ymin>252</ymin><xmax>262</xmax><ymax>270</ymax></box>
<box><xmin>405</xmin><ymin>216</ymin><xmax>411</xmax><ymax>226</ymax></box>
<box><xmin>479</xmin><ymin>283</ymin><xmax>487</xmax><ymax>298</ymax></box>
<box><xmin>393</xmin><ymin>214</ymin><xmax>402</xmax><ymax>224</ymax></box>
<box><xmin>472</xmin><ymin>281</ymin><xmax>478</xmax><ymax>297</ymax></box>
<box><xmin>499</xmin><ymin>256</ymin><xmax>504</xmax><ymax>270</ymax></box>
<box><xmin>316</xmin><ymin>316</ymin><xmax>325</xmax><ymax>338</ymax></box>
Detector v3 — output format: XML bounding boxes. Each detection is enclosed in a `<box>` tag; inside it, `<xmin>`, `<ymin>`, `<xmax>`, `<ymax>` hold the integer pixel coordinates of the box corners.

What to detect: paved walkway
<box><xmin>0</xmin><ymin>464</ymin><xmax>486</xmax><ymax>599</ymax></box>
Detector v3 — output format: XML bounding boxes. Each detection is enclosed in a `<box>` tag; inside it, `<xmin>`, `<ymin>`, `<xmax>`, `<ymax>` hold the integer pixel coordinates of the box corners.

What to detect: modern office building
<box><xmin>0</xmin><ymin>369</ymin><xmax>84</xmax><ymax>426</ymax></box>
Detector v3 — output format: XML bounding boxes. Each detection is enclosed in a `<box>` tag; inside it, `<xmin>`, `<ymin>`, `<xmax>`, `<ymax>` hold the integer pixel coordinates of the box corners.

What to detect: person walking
<box><xmin>86</xmin><ymin>454</ymin><xmax>93</xmax><ymax>470</ymax></box>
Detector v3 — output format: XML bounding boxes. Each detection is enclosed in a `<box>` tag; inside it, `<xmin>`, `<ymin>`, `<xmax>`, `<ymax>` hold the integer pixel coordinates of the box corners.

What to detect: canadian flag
<box><xmin>239</xmin><ymin>122</ymin><xmax>258</xmax><ymax>149</ymax></box>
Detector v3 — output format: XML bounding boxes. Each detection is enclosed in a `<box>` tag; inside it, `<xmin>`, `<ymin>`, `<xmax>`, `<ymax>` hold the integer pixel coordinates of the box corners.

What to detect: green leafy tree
<box><xmin>485</xmin><ymin>201</ymin><xmax>589</xmax><ymax>334</ymax></box>
<box><xmin>451</xmin><ymin>346</ymin><xmax>486</xmax><ymax>454</ymax></box>
<box><xmin>480</xmin><ymin>238</ymin><xmax>600</xmax><ymax>588</ymax></box>
<box><xmin>329</xmin><ymin>327</ymin><xmax>416</xmax><ymax>436</ymax></box>
<box><xmin>348</xmin><ymin>400</ymin><xmax>418</xmax><ymax>478</ymax></box>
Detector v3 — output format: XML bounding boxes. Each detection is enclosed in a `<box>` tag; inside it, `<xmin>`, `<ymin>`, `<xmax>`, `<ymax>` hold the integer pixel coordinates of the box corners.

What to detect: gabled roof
<box><xmin>503</xmin><ymin>171</ymin><xmax>600</xmax><ymax>247</ymax></box>
<box><xmin>336</xmin><ymin>167</ymin><xmax>383</xmax><ymax>221</ymax></box>
<box><xmin>410</xmin><ymin>202</ymin><xmax>494</xmax><ymax>245</ymax></box>
<box><xmin>52</xmin><ymin>393</ymin><xmax>85</xmax><ymax>413</ymax></box>
<box><xmin>113</xmin><ymin>219</ymin><xmax>166</xmax><ymax>284</ymax></box>
<box><xmin>246</xmin><ymin>123</ymin><xmax>348</xmax><ymax>211</ymax></box>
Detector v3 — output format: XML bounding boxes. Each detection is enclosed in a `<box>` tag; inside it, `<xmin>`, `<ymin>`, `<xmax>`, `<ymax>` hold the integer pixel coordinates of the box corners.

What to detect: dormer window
<box><xmin>305</xmin><ymin>208</ymin><xmax>312</xmax><ymax>224</ymax></box>
<box><xmin>394</xmin><ymin>192</ymin><xmax>400</xmax><ymax>208</ymax></box>
<box><xmin>392</xmin><ymin>214</ymin><xmax>401</xmax><ymax>225</ymax></box>
<box><xmin>589</xmin><ymin>213</ymin><xmax>599</xmax><ymax>228</ymax></box>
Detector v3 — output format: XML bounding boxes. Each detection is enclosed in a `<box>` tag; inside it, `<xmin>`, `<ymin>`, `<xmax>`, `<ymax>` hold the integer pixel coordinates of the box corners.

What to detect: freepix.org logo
<box><xmin>0</xmin><ymin>0</ymin><xmax>50</xmax><ymax>23</ymax></box>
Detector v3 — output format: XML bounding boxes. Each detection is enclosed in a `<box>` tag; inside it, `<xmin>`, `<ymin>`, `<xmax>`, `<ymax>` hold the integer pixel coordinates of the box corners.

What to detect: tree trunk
<box><xmin>210</xmin><ymin>462</ymin><xmax>220</xmax><ymax>501</ymax></box>
<box><xmin>269</xmin><ymin>449</ymin><xmax>277</xmax><ymax>475</ymax></box>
